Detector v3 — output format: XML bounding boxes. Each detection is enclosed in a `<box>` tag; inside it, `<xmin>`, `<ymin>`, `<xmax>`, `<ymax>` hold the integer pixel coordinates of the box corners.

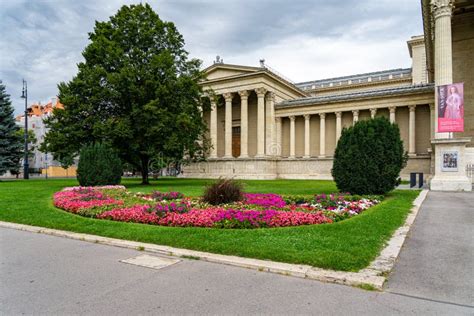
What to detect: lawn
<box><xmin>0</xmin><ymin>178</ymin><xmax>419</xmax><ymax>271</ymax></box>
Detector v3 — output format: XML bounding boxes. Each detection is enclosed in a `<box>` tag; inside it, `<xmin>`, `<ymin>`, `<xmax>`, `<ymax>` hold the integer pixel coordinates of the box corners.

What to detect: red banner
<box><xmin>437</xmin><ymin>83</ymin><xmax>464</xmax><ymax>132</ymax></box>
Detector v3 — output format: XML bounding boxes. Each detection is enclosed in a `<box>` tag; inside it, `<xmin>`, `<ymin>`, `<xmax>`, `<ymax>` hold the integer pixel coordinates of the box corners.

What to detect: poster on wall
<box><xmin>437</xmin><ymin>82</ymin><xmax>464</xmax><ymax>132</ymax></box>
<box><xmin>441</xmin><ymin>151</ymin><xmax>458</xmax><ymax>172</ymax></box>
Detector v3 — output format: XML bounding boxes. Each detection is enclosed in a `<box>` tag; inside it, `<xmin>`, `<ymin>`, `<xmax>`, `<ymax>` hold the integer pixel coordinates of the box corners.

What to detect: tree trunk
<box><xmin>141</xmin><ymin>155</ymin><xmax>149</xmax><ymax>185</ymax></box>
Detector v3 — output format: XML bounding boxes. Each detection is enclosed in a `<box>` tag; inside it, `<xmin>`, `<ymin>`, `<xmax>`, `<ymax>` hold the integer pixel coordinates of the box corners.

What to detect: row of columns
<box><xmin>282</xmin><ymin>105</ymin><xmax>419</xmax><ymax>158</ymax></box>
<box><xmin>209</xmin><ymin>87</ymin><xmax>275</xmax><ymax>159</ymax></box>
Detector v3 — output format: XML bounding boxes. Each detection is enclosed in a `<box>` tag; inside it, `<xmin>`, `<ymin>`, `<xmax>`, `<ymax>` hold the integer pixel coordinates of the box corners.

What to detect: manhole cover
<box><xmin>120</xmin><ymin>254</ymin><xmax>180</xmax><ymax>270</ymax></box>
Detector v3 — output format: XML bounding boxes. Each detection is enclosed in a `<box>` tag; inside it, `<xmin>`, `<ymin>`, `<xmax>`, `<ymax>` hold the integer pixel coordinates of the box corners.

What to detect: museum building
<box><xmin>183</xmin><ymin>0</ymin><xmax>473</xmax><ymax>188</ymax></box>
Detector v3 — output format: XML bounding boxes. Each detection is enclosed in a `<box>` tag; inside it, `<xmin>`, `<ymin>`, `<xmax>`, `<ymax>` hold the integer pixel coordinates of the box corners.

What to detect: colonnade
<box><xmin>209</xmin><ymin>87</ymin><xmax>275</xmax><ymax>159</ymax></box>
<box><xmin>278</xmin><ymin>104</ymin><xmax>422</xmax><ymax>158</ymax></box>
<box><xmin>208</xmin><ymin>90</ymin><xmax>427</xmax><ymax>159</ymax></box>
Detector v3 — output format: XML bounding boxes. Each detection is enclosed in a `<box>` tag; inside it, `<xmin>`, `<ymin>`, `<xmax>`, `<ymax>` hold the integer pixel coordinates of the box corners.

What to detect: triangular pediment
<box><xmin>204</xmin><ymin>63</ymin><xmax>261</xmax><ymax>81</ymax></box>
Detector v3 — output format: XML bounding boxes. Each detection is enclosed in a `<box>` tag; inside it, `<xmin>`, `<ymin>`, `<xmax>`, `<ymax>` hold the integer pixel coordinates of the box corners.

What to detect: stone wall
<box><xmin>181</xmin><ymin>157</ymin><xmax>431</xmax><ymax>181</ymax></box>
<box><xmin>452</xmin><ymin>11</ymin><xmax>474</xmax><ymax>146</ymax></box>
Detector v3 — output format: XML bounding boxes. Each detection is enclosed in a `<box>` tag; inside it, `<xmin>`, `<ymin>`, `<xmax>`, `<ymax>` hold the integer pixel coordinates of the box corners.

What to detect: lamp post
<box><xmin>21</xmin><ymin>79</ymin><xmax>29</xmax><ymax>180</ymax></box>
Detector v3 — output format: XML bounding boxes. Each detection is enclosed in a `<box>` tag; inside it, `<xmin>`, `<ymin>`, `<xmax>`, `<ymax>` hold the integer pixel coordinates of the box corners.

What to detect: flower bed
<box><xmin>53</xmin><ymin>186</ymin><xmax>381</xmax><ymax>229</ymax></box>
<box><xmin>53</xmin><ymin>188</ymin><xmax>123</xmax><ymax>214</ymax></box>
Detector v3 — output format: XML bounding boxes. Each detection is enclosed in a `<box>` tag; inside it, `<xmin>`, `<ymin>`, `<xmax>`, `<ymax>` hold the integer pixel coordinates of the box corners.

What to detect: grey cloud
<box><xmin>0</xmin><ymin>0</ymin><xmax>422</xmax><ymax>115</ymax></box>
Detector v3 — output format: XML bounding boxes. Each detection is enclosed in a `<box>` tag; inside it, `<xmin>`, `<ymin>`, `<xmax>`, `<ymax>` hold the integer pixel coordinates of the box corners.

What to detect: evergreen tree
<box><xmin>332</xmin><ymin>117</ymin><xmax>408</xmax><ymax>195</ymax></box>
<box><xmin>41</xmin><ymin>4</ymin><xmax>210</xmax><ymax>184</ymax></box>
<box><xmin>77</xmin><ymin>143</ymin><xmax>122</xmax><ymax>186</ymax></box>
<box><xmin>0</xmin><ymin>81</ymin><xmax>23</xmax><ymax>176</ymax></box>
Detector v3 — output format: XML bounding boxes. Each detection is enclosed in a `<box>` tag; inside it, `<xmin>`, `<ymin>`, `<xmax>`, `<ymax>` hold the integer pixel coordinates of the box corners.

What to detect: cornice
<box><xmin>201</xmin><ymin>70</ymin><xmax>307</xmax><ymax>97</ymax></box>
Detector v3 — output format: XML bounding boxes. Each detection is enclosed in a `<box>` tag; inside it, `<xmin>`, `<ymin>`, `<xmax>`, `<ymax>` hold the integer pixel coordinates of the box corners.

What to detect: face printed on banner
<box><xmin>438</xmin><ymin>83</ymin><xmax>464</xmax><ymax>132</ymax></box>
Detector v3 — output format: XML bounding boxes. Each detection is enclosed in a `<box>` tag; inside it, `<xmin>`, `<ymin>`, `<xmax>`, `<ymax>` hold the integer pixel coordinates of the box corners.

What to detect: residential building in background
<box><xmin>15</xmin><ymin>98</ymin><xmax>76</xmax><ymax>177</ymax></box>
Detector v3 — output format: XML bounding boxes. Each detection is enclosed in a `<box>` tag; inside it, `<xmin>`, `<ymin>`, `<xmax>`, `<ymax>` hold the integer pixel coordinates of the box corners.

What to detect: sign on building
<box><xmin>437</xmin><ymin>82</ymin><xmax>464</xmax><ymax>132</ymax></box>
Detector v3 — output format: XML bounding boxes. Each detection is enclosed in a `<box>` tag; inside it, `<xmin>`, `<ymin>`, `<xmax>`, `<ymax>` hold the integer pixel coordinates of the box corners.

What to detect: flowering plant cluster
<box><xmin>312</xmin><ymin>193</ymin><xmax>381</xmax><ymax>217</ymax></box>
<box><xmin>97</xmin><ymin>205</ymin><xmax>158</xmax><ymax>224</ymax></box>
<box><xmin>54</xmin><ymin>186</ymin><xmax>381</xmax><ymax>229</ymax></box>
<box><xmin>53</xmin><ymin>188</ymin><xmax>123</xmax><ymax>214</ymax></box>
<box><xmin>98</xmin><ymin>207</ymin><xmax>332</xmax><ymax>228</ymax></box>
<box><xmin>243</xmin><ymin>193</ymin><xmax>286</xmax><ymax>208</ymax></box>
<box><xmin>62</xmin><ymin>185</ymin><xmax>126</xmax><ymax>191</ymax></box>
<box><xmin>153</xmin><ymin>199</ymin><xmax>192</xmax><ymax>216</ymax></box>
<box><xmin>149</xmin><ymin>191</ymin><xmax>184</xmax><ymax>201</ymax></box>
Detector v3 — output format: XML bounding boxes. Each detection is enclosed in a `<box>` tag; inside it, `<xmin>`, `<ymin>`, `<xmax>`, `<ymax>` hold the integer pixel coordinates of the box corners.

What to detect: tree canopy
<box><xmin>41</xmin><ymin>4</ymin><xmax>209</xmax><ymax>184</ymax></box>
<box><xmin>0</xmin><ymin>81</ymin><xmax>23</xmax><ymax>176</ymax></box>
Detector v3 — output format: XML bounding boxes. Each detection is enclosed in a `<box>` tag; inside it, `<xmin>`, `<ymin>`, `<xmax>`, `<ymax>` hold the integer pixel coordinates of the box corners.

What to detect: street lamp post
<box><xmin>21</xmin><ymin>79</ymin><xmax>29</xmax><ymax>180</ymax></box>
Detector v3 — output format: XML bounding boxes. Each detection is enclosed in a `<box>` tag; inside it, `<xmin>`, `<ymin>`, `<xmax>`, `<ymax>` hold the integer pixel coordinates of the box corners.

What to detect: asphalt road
<box><xmin>1</xmin><ymin>192</ymin><xmax>473</xmax><ymax>315</ymax></box>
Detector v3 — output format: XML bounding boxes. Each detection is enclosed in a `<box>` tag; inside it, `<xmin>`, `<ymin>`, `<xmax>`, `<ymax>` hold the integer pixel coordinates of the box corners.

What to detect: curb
<box><xmin>361</xmin><ymin>189</ymin><xmax>428</xmax><ymax>278</ymax></box>
<box><xmin>0</xmin><ymin>190</ymin><xmax>428</xmax><ymax>291</ymax></box>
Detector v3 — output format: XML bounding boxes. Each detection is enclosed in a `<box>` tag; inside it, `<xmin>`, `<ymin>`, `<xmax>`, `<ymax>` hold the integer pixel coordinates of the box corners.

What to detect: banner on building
<box><xmin>437</xmin><ymin>82</ymin><xmax>464</xmax><ymax>132</ymax></box>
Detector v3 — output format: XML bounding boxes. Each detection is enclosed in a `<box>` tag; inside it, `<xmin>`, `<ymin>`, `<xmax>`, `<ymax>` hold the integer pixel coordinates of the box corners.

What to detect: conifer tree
<box><xmin>0</xmin><ymin>81</ymin><xmax>23</xmax><ymax>176</ymax></box>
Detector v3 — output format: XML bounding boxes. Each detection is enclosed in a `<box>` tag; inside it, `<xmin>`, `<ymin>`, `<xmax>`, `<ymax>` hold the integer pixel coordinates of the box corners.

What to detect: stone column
<box><xmin>209</xmin><ymin>99</ymin><xmax>218</xmax><ymax>158</ymax></box>
<box><xmin>409</xmin><ymin>105</ymin><xmax>416</xmax><ymax>156</ymax></box>
<box><xmin>304</xmin><ymin>114</ymin><xmax>311</xmax><ymax>158</ymax></box>
<box><xmin>389</xmin><ymin>106</ymin><xmax>396</xmax><ymax>123</ymax></box>
<box><xmin>352</xmin><ymin>110</ymin><xmax>359</xmax><ymax>124</ymax></box>
<box><xmin>319</xmin><ymin>113</ymin><xmax>326</xmax><ymax>158</ymax></box>
<box><xmin>255</xmin><ymin>87</ymin><xmax>267</xmax><ymax>157</ymax></box>
<box><xmin>238</xmin><ymin>91</ymin><xmax>249</xmax><ymax>158</ymax></box>
<box><xmin>370</xmin><ymin>108</ymin><xmax>377</xmax><ymax>119</ymax></box>
<box><xmin>265</xmin><ymin>92</ymin><xmax>275</xmax><ymax>155</ymax></box>
<box><xmin>275</xmin><ymin>117</ymin><xmax>282</xmax><ymax>156</ymax></box>
<box><xmin>335</xmin><ymin>111</ymin><xmax>342</xmax><ymax>142</ymax></box>
<box><xmin>223</xmin><ymin>92</ymin><xmax>233</xmax><ymax>158</ymax></box>
<box><xmin>289</xmin><ymin>116</ymin><xmax>296</xmax><ymax>159</ymax></box>
<box><xmin>432</xmin><ymin>0</ymin><xmax>453</xmax><ymax>138</ymax></box>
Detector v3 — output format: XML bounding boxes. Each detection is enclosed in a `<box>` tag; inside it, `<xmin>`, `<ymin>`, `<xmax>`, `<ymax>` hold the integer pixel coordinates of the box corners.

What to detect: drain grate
<box><xmin>120</xmin><ymin>254</ymin><xmax>180</xmax><ymax>270</ymax></box>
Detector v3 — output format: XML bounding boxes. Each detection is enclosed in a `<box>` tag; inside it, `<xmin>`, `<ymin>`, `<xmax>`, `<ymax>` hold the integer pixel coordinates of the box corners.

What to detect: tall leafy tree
<box><xmin>0</xmin><ymin>81</ymin><xmax>23</xmax><ymax>176</ymax></box>
<box><xmin>41</xmin><ymin>4</ymin><xmax>209</xmax><ymax>184</ymax></box>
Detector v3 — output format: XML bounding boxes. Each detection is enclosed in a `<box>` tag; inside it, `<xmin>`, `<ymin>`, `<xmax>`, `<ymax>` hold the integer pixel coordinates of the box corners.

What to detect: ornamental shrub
<box><xmin>202</xmin><ymin>178</ymin><xmax>244</xmax><ymax>205</ymax></box>
<box><xmin>77</xmin><ymin>143</ymin><xmax>122</xmax><ymax>186</ymax></box>
<box><xmin>331</xmin><ymin>117</ymin><xmax>408</xmax><ymax>195</ymax></box>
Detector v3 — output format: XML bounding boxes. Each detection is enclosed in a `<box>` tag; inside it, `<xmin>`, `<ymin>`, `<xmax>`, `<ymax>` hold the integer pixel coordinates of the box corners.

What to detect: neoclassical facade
<box><xmin>183</xmin><ymin>0</ymin><xmax>473</xmax><ymax>183</ymax></box>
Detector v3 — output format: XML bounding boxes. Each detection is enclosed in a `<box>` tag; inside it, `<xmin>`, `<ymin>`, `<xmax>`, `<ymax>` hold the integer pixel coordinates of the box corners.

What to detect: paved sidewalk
<box><xmin>386</xmin><ymin>191</ymin><xmax>474</xmax><ymax>307</ymax></box>
<box><xmin>1</xmin><ymin>226</ymin><xmax>472</xmax><ymax>315</ymax></box>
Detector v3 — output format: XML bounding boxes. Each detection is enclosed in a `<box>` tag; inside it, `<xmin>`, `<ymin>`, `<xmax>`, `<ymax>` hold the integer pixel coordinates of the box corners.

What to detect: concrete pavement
<box><xmin>1</xmin><ymin>225</ymin><xmax>472</xmax><ymax>315</ymax></box>
<box><xmin>386</xmin><ymin>191</ymin><xmax>474</xmax><ymax>307</ymax></box>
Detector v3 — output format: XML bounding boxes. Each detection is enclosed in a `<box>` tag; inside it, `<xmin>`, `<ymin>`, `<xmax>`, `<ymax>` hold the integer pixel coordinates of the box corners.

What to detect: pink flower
<box><xmin>244</xmin><ymin>193</ymin><xmax>286</xmax><ymax>208</ymax></box>
<box><xmin>53</xmin><ymin>188</ymin><xmax>123</xmax><ymax>213</ymax></box>
<box><xmin>98</xmin><ymin>205</ymin><xmax>158</xmax><ymax>224</ymax></box>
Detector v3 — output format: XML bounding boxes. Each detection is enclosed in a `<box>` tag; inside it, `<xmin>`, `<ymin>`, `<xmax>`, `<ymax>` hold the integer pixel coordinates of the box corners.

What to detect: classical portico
<box><xmin>200</xmin><ymin>62</ymin><xmax>306</xmax><ymax>162</ymax></box>
<box><xmin>207</xmin><ymin>87</ymin><xmax>280</xmax><ymax>160</ymax></box>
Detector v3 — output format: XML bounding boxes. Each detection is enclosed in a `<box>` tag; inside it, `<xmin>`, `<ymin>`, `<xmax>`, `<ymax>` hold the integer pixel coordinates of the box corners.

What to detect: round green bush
<box><xmin>331</xmin><ymin>117</ymin><xmax>408</xmax><ymax>195</ymax></box>
<box><xmin>77</xmin><ymin>143</ymin><xmax>122</xmax><ymax>186</ymax></box>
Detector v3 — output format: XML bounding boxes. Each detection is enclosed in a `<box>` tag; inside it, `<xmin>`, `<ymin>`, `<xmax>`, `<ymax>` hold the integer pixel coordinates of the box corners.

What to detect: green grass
<box><xmin>0</xmin><ymin>178</ymin><xmax>419</xmax><ymax>271</ymax></box>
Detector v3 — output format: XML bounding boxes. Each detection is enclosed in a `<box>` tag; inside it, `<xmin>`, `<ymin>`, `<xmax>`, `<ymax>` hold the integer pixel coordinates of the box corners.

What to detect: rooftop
<box><xmin>15</xmin><ymin>99</ymin><xmax>64</xmax><ymax>121</ymax></box>
<box><xmin>295</xmin><ymin>68</ymin><xmax>412</xmax><ymax>91</ymax></box>
<box><xmin>277</xmin><ymin>83</ymin><xmax>434</xmax><ymax>108</ymax></box>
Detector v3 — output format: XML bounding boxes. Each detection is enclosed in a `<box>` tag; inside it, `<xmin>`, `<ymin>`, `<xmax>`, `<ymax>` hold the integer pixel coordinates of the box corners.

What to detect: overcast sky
<box><xmin>0</xmin><ymin>0</ymin><xmax>423</xmax><ymax>115</ymax></box>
